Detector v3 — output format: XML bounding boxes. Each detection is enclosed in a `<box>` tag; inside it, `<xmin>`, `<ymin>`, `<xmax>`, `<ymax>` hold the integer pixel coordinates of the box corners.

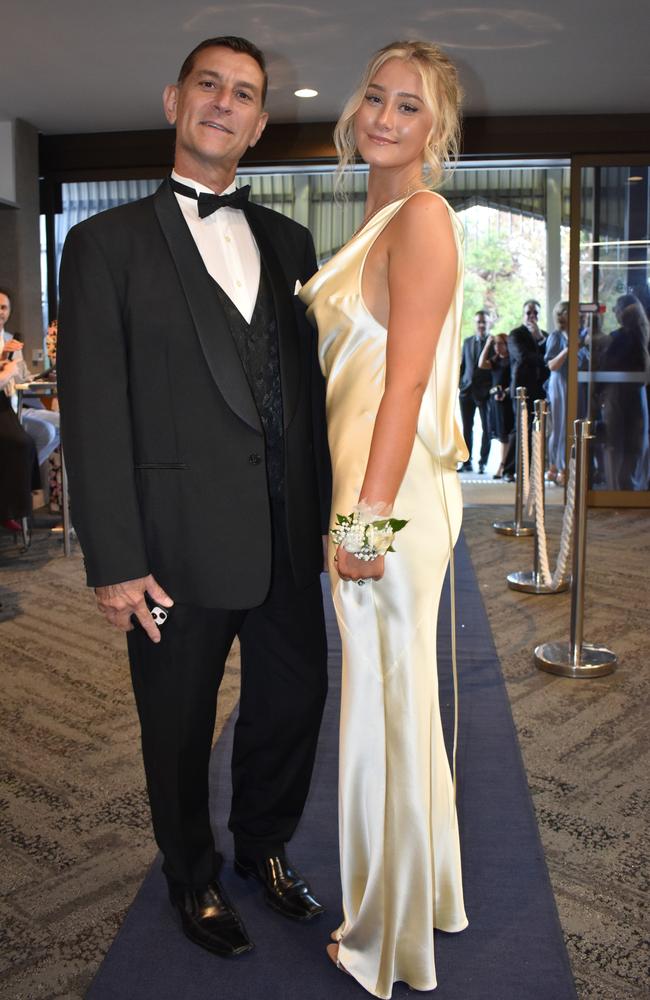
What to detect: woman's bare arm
<box><xmin>359</xmin><ymin>193</ymin><xmax>457</xmax><ymax>506</ymax></box>
<box><xmin>478</xmin><ymin>335</ymin><xmax>494</xmax><ymax>369</ymax></box>
<box><xmin>336</xmin><ymin>193</ymin><xmax>457</xmax><ymax>582</ymax></box>
<box><xmin>547</xmin><ymin>346</ymin><xmax>568</xmax><ymax>372</ymax></box>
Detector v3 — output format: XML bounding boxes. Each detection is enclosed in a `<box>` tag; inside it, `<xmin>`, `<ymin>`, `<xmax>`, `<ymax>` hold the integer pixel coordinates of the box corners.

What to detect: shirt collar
<box><xmin>171</xmin><ymin>170</ymin><xmax>236</xmax><ymax>198</ymax></box>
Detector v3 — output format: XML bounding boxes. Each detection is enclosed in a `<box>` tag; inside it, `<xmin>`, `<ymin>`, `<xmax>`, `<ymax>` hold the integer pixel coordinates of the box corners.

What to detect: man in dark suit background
<box><xmin>459</xmin><ymin>309</ymin><xmax>493</xmax><ymax>472</ymax></box>
<box><xmin>502</xmin><ymin>299</ymin><xmax>549</xmax><ymax>479</ymax></box>
<box><xmin>507</xmin><ymin>298</ymin><xmax>548</xmax><ymax>405</ymax></box>
<box><xmin>58</xmin><ymin>36</ymin><xmax>330</xmax><ymax>958</ymax></box>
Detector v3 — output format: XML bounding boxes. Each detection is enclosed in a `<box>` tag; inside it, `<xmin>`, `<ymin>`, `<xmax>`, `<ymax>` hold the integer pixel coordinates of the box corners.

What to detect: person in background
<box><xmin>508</xmin><ymin>298</ymin><xmax>548</xmax><ymax>405</ymax></box>
<box><xmin>577</xmin><ymin>313</ymin><xmax>609</xmax><ymax>486</ymax></box>
<box><xmin>545</xmin><ymin>301</ymin><xmax>569</xmax><ymax>486</ymax></box>
<box><xmin>0</xmin><ymin>288</ymin><xmax>60</xmax><ymax>468</ymax></box>
<box><xmin>502</xmin><ymin>299</ymin><xmax>549</xmax><ymax>480</ymax></box>
<box><xmin>0</xmin><ymin>338</ymin><xmax>38</xmax><ymax>532</ymax></box>
<box><xmin>45</xmin><ymin>317</ymin><xmax>58</xmax><ymax>371</ymax></box>
<box><xmin>603</xmin><ymin>294</ymin><xmax>650</xmax><ymax>490</ymax></box>
<box><xmin>478</xmin><ymin>331</ymin><xmax>513</xmax><ymax>478</ymax></box>
<box><xmin>458</xmin><ymin>309</ymin><xmax>493</xmax><ymax>472</ymax></box>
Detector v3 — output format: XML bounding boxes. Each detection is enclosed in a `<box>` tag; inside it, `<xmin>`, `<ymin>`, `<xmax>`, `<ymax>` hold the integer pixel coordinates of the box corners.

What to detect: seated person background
<box><xmin>0</xmin><ymin>355</ymin><xmax>39</xmax><ymax>531</ymax></box>
<box><xmin>0</xmin><ymin>288</ymin><xmax>60</xmax><ymax>467</ymax></box>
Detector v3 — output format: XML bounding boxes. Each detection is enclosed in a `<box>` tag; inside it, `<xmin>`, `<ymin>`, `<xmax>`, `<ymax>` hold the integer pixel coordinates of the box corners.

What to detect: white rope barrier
<box><xmin>526</xmin><ymin>425</ymin><xmax>576</xmax><ymax>590</ymax></box>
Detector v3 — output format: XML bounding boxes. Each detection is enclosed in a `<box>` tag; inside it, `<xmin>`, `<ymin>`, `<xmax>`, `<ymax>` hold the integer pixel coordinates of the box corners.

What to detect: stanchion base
<box><xmin>507</xmin><ymin>571</ymin><xmax>570</xmax><ymax>594</ymax></box>
<box><xmin>493</xmin><ymin>520</ymin><xmax>535</xmax><ymax>537</ymax></box>
<box><xmin>534</xmin><ymin>641</ymin><xmax>617</xmax><ymax>678</ymax></box>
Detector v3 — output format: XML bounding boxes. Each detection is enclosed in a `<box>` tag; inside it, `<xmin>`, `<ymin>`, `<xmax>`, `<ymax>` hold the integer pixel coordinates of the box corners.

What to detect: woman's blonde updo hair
<box><xmin>334</xmin><ymin>40</ymin><xmax>463</xmax><ymax>190</ymax></box>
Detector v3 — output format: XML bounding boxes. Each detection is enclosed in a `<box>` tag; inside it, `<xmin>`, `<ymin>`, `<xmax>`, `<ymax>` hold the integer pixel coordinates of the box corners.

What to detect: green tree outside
<box><xmin>458</xmin><ymin>214</ymin><xmax>547</xmax><ymax>339</ymax></box>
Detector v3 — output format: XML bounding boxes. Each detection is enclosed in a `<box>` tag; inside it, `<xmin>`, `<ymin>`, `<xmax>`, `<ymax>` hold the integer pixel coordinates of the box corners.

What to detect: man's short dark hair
<box><xmin>178</xmin><ymin>36</ymin><xmax>268</xmax><ymax>105</ymax></box>
<box><xmin>523</xmin><ymin>299</ymin><xmax>541</xmax><ymax>311</ymax></box>
<box><xmin>475</xmin><ymin>309</ymin><xmax>489</xmax><ymax>317</ymax></box>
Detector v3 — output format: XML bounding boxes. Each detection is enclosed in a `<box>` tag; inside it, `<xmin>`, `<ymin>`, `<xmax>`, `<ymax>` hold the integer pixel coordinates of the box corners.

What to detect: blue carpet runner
<box><xmin>87</xmin><ymin>534</ymin><xmax>577</xmax><ymax>1000</ymax></box>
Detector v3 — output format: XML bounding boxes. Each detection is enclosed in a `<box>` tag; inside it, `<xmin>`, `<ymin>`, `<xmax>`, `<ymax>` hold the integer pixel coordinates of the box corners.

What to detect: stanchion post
<box><xmin>534</xmin><ymin>419</ymin><xmax>617</xmax><ymax>677</ymax></box>
<box><xmin>507</xmin><ymin>399</ymin><xmax>569</xmax><ymax>594</ymax></box>
<box><xmin>569</xmin><ymin>418</ymin><xmax>591</xmax><ymax>662</ymax></box>
<box><xmin>493</xmin><ymin>386</ymin><xmax>534</xmax><ymax>537</ymax></box>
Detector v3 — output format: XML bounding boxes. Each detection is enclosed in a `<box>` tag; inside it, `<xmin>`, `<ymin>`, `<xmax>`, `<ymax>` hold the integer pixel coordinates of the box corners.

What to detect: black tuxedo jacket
<box><xmin>459</xmin><ymin>335</ymin><xmax>492</xmax><ymax>401</ymax></box>
<box><xmin>57</xmin><ymin>179</ymin><xmax>331</xmax><ymax>608</ymax></box>
<box><xmin>507</xmin><ymin>324</ymin><xmax>548</xmax><ymax>401</ymax></box>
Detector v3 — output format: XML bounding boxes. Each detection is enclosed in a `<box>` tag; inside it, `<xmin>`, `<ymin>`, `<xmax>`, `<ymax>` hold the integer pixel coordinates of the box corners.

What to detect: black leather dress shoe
<box><xmin>234</xmin><ymin>855</ymin><xmax>324</xmax><ymax>921</ymax></box>
<box><xmin>169</xmin><ymin>878</ymin><xmax>253</xmax><ymax>957</ymax></box>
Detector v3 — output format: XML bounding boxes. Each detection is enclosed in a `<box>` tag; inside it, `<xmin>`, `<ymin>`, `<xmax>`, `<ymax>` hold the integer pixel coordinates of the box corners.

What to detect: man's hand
<box><xmin>526</xmin><ymin>318</ymin><xmax>541</xmax><ymax>340</ymax></box>
<box><xmin>95</xmin><ymin>574</ymin><xmax>174</xmax><ymax>643</ymax></box>
<box><xmin>2</xmin><ymin>338</ymin><xmax>23</xmax><ymax>356</ymax></box>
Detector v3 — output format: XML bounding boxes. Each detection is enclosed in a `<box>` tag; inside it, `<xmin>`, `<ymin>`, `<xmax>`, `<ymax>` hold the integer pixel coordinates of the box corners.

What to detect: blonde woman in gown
<box><xmin>299</xmin><ymin>41</ymin><xmax>469</xmax><ymax>998</ymax></box>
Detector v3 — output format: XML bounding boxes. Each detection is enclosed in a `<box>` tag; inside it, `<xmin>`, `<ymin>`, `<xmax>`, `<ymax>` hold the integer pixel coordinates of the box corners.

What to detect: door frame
<box><xmin>567</xmin><ymin>152</ymin><xmax>650</xmax><ymax>507</ymax></box>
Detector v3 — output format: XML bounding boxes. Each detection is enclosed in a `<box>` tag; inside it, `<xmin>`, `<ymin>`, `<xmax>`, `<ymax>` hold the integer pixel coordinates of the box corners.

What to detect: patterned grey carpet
<box><xmin>0</xmin><ymin>530</ymin><xmax>238</xmax><ymax>1000</ymax></box>
<box><xmin>461</xmin><ymin>506</ymin><xmax>649</xmax><ymax>1000</ymax></box>
<box><xmin>0</xmin><ymin>508</ymin><xmax>647</xmax><ymax>999</ymax></box>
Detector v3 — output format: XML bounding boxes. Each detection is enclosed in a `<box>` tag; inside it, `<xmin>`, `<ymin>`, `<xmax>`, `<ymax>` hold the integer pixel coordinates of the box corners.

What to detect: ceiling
<box><xmin>2</xmin><ymin>0</ymin><xmax>649</xmax><ymax>134</ymax></box>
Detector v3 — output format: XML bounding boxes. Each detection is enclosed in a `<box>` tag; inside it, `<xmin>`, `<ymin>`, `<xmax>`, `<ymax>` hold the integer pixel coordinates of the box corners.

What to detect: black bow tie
<box><xmin>170</xmin><ymin>178</ymin><xmax>250</xmax><ymax>218</ymax></box>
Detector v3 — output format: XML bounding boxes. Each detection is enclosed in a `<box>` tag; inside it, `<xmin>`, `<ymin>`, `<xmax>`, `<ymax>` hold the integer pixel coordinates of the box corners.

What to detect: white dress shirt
<box><xmin>171</xmin><ymin>170</ymin><xmax>260</xmax><ymax>323</ymax></box>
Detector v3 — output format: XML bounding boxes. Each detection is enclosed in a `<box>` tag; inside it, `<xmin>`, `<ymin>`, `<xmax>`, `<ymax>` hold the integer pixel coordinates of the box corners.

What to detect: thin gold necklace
<box><xmin>353</xmin><ymin>179</ymin><xmax>426</xmax><ymax>237</ymax></box>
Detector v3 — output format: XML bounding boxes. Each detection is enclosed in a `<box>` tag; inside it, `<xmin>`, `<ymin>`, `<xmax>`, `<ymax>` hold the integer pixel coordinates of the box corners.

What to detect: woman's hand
<box><xmin>335</xmin><ymin>545</ymin><xmax>384</xmax><ymax>582</ymax></box>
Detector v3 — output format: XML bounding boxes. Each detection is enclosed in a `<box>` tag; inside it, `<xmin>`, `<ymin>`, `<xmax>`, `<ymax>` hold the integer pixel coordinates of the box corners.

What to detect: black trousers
<box><xmin>459</xmin><ymin>394</ymin><xmax>490</xmax><ymax>466</ymax></box>
<box><xmin>127</xmin><ymin>501</ymin><xmax>328</xmax><ymax>890</ymax></box>
<box><xmin>0</xmin><ymin>401</ymin><xmax>38</xmax><ymax>520</ymax></box>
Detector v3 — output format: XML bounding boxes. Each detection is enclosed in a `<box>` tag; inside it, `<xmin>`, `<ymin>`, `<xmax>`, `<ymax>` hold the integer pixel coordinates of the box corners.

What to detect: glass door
<box><xmin>567</xmin><ymin>155</ymin><xmax>650</xmax><ymax>506</ymax></box>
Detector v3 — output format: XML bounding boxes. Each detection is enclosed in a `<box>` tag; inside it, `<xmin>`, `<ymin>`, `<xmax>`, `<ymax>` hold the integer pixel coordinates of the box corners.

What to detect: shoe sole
<box><xmin>234</xmin><ymin>862</ymin><xmax>325</xmax><ymax>922</ymax></box>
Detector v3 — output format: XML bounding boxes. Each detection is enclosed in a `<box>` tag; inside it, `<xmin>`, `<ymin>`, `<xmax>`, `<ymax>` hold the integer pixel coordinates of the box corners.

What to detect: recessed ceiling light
<box><xmin>295</xmin><ymin>88</ymin><xmax>318</xmax><ymax>98</ymax></box>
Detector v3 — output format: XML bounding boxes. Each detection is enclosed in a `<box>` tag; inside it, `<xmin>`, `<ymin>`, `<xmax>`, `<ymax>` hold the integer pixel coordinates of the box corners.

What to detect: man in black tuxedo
<box><xmin>458</xmin><ymin>309</ymin><xmax>493</xmax><ymax>472</ymax></box>
<box><xmin>502</xmin><ymin>299</ymin><xmax>549</xmax><ymax>478</ymax></box>
<box><xmin>58</xmin><ymin>36</ymin><xmax>330</xmax><ymax>958</ymax></box>
<box><xmin>507</xmin><ymin>298</ymin><xmax>548</xmax><ymax>404</ymax></box>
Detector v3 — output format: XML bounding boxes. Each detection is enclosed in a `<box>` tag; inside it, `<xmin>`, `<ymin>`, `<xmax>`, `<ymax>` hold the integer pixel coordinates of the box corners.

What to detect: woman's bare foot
<box><xmin>326</xmin><ymin>941</ymin><xmax>350</xmax><ymax>975</ymax></box>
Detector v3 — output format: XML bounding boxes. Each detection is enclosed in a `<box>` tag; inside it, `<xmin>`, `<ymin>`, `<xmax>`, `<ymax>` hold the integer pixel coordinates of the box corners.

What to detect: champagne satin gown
<box><xmin>299</xmin><ymin>191</ymin><xmax>469</xmax><ymax>998</ymax></box>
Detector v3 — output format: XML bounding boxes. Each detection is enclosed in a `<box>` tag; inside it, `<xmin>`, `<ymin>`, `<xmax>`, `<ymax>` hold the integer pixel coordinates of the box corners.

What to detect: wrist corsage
<box><xmin>330</xmin><ymin>501</ymin><xmax>408</xmax><ymax>562</ymax></box>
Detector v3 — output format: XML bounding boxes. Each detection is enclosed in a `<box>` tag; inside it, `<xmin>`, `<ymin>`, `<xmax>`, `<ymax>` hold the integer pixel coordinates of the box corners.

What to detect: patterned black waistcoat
<box><xmin>212</xmin><ymin>266</ymin><xmax>285</xmax><ymax>498</ymax></box>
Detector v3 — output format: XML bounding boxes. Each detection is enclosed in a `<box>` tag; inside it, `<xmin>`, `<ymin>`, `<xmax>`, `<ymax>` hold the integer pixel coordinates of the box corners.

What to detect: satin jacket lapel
<box><xmin>244</xmin><ymin>203</ymin><xmax>300</xmax><ymax>429</ymax></box>
<box><xmin>153</xmin><ymin>180</ymin><xmax>261</xmax><ymax>433</ymax></box>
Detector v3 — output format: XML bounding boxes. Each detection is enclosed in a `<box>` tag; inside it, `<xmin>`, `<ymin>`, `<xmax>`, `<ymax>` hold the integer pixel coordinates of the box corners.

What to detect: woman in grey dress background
<box><xmin>544</xmin><ymin>301</ymin><xmax>569</xmax><ymax>485</ymax></box>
